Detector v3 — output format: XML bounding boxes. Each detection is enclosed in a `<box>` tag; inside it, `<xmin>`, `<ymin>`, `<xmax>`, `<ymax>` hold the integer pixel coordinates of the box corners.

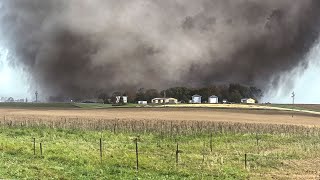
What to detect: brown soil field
<box><xmin>1</xmin><ymin>107</ymin><xmax>320</xmax><ymax>127</ymax></box>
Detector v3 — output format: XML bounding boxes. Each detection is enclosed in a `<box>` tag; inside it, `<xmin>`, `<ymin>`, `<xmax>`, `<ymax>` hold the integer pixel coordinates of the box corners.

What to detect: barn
<box><xmin>208</xmin><ymin>95</ymin><xmax>219</xmax><ymax>104</ymax></box>
<box><xmin>192</xmin><ymin>95</ymin><xmax>202</xmax><ymax>104</ymax></box>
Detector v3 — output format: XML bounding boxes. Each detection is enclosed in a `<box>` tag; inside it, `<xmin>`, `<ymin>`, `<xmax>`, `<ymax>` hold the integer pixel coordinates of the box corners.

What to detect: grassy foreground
<box><xmin>1</xmin><ymin>126</ymin><xmax>320</xmax><ymax>179</ymax></box>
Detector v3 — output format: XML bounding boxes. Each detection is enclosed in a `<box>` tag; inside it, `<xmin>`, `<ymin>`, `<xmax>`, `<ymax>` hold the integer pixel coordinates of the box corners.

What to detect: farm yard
<box><xmin>1</xmin><ymin>106</ymin><xmax>320</xmax><ymax>179</ymax></box>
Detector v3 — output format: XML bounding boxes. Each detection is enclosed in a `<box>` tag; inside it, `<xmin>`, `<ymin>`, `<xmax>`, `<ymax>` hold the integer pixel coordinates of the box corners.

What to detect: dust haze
<box><xmin>1</xmin><ymin>0</ymin><xmax>320</xmax><ymax>99</ymax></box>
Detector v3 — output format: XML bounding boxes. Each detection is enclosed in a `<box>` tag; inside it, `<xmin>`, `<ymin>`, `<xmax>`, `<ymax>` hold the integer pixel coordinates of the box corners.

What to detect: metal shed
<box><xmin>192</xmin><ymin>95</ymin><xmax>202</xmax><ymax>104</ymax></box>
<box><xmin>208</xmin><ymin>95</ymin><xmax>219</xmax><ymax>104</ymax></box>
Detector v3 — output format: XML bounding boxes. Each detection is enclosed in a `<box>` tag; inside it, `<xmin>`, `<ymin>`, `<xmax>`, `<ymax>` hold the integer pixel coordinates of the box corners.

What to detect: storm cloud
<box><xmin>1</xmin><ymin>0</ymin><xmax>320</xmax><ymax>99</ymax></box>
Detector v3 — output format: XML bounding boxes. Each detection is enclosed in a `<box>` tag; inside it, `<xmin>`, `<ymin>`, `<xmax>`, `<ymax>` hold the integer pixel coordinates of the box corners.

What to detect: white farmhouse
<box><xmin>138</xmin><ymin>101</ymin><xmax>148</xmax><ymax>105</ymax></box>
<box><xmin>122</xmin><ymin>96</ymin><xmax>128</xmax><ymax>104</ymax></box>
<box><xmin>192</xmin><ymin>95</ymin><xmax>202</xmax><ymax>104</ymax></box>
<box><xmin>151</xmin><ymin>98</ymin><xmax>178</xmax><ymax>104</ymax></box>
<box><xmin>241</xmin><ymin>98</ymin><xmax>256</xmax><ymax>104</ymax></box>
<box><xmin>116</xmin><ymin>96</ymin><xmax>128</xmax><ymax>104</ymax></box>
<box><xmin>208</xmin><ymin>95</ymin><xmax>219</xmax><ymax>104</ymax></box>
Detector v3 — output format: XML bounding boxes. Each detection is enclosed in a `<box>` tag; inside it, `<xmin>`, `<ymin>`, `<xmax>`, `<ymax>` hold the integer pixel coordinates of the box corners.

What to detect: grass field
<box><xmin>1</xmin><ymin>122</ymin><xmax>320</xmax><ymax>179</ymax></box>
<box><xmin>1</xmin><ymin>106</ymin><xmax>320</xmax><ymax>179</ymax></box>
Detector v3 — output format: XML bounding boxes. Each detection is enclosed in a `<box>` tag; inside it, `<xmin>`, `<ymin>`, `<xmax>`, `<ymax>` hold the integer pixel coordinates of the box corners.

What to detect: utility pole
<box><xmin>163</xmin><ymin>90</ymin><xmax>166</xmax><ymax>107</ymax></box>
<box><xmin>35</xmin><ymin>91</ymin><xmax>38</xmax><ymax>103</ymax></box>
<box><xmin>291</xmin><ymin>91</ymin><xmax>295</xmax><ymax>105</ymax></box>
<box><xmin>291</xmin><ymin>91</ymin><xmax>295</xmax><ymax>118</ymax></box>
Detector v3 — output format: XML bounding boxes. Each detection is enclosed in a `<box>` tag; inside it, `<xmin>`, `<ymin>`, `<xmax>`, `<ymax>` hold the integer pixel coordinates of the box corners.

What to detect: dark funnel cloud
<box><xmin>1</xmin><ymin>0</ymin><xmax>320</xmax><ymax>99</ymax></box>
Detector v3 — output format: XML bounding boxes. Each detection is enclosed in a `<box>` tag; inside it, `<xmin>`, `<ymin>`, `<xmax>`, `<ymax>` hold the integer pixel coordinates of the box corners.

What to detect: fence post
<box><xmin>176</xmin><ymin>142</ymin><xmax>179</xmax><ymax>165</ymax></box>
<box><xmin>245</xmin><ymin>153</ymin><xmax>247</xmax><ymax>169</ymax></box>
<box><xmin>135</xmin><ymin>138</ymin><xmax>139</xmax><ymax>171</ymax></box>
<box><xmin>33</xmin><ymin>138</ymin><xmax>36</xmax><ymax>155</ymax></box>
<box><xmin>170</xmin><ymin>122</ymin><xmax>173</xmax><ymax>137</ymax></box>
<box><xmin>210</xmin><ymin>132</ymin><xmax>213</xmax><ymax>152</ymax></box>
<box><xmin>100</xmin><ymin>138</ymin><xmax>103</xmax><ymax>163</ymax></box>
<box><xmin>40</xmin><ymin>143</ymin><xmax>43</xmax><ymax>156</ymax></box>
<box><xmin>202</xmin><ymin>142</ymin><xmax>205</xmax><ymax>163</ymax></box>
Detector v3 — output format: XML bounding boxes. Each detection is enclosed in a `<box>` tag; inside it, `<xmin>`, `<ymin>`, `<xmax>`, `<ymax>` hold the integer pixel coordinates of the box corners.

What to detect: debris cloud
<box><xmin>1</xmin><ymin>0</ymin><xmax>320</xmax><ymax>98</ymax></box>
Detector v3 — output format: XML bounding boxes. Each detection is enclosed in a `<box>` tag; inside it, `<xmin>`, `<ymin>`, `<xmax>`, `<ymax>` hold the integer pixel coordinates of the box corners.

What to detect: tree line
<box><xmin>98</xmin><ymin>83</ymin><xmax>263</xmax><ymax>104</ymax></box>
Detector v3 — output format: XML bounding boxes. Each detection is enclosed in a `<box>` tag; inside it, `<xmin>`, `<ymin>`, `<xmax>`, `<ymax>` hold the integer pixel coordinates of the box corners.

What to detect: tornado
<box><xmin>1</xmin><ymin>0</ymin><xmax>320</xmax><ymax>99</ymax></box>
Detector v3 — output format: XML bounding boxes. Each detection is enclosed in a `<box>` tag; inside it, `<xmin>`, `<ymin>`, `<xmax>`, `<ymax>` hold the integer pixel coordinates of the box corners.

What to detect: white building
<box><xmin>192</xmin><ymin>95</ymin><xmax>202</xmax><ymax>104</ymax></box>
<box><xmin>241</xmin><ymin>98</ymin><xmax>256</xmax><ymax>104</ymax></box>
<box><xmin>151</xmin><ymin>98</ymin><xmax>178</xmax><ymax>104</ymax></box>
<box><xmin>138</xmin><ymin>101</ymin><xmax>148</xmax><ymax>105</ymax></box>
<box><xmin>122</xmin><ymin>96</ymin><xmax>128</xmax><ymax>104</ymax></box>
<box><xmin>208</xmin><ymin>95</ymin><xmax>219</xmax><ymax>104</ymax></box>
<box><xmin>115</xmin><ymin>96</ymin><xmax>128</xmax><ymax>104</ymax></box>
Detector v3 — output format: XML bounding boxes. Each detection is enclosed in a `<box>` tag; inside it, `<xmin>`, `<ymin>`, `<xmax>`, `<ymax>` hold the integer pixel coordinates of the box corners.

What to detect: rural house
<box><xmin>138</xmin><ymin>101</ymin><xmax>148</xmax><ymax>105</ymax></box>
<box><xmin>151</xmin><ymin>98</ymin><xmax>178</xmax><ymax>104</ymax></box>
<box><xmin>208</xmin><ymin>95</ymin><xmax>219</xmax><ymax>104</ymax></box>
<box><xmin>241</xmin><ymin>98</ymin><xmax>256</xmax><ymax>104</ymax></box>
<box><xmin>192</xmin><ymin>95</ymin><xmax>202</xmax><ymax>104</ymax></box>
<box><xmin>115</xmin><ymin>96</ymin><xmax>128</xmax><ymax>104</ymax></box>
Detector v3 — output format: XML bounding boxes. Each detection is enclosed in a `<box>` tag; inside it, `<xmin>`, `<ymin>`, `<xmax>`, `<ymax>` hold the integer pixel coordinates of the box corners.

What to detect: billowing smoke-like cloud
<box><xmin>1</xmin><ymin>0</ymin><xmax>320</xmax><ymax>99</ymax></box>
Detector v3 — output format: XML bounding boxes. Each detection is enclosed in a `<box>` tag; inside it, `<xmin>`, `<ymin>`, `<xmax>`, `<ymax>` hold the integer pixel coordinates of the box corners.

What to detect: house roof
<box><xmin>241</xmin><ymin>98</ymin><xmax>255</xmax><ymax>101</ymax></box>
<box><xmin>209</xmin><ymin>95</ymin><xmax>218</xmax><ymax>98</ymax></box>
<box><xmin>152</xmin><ymin>98</ymin><xmax>177</xmax><ymax>100</ymax></box>
<box><xmin>192</xmin><ymin>94</ymin><xmax>202</xmax><ymax>97</ymax></box>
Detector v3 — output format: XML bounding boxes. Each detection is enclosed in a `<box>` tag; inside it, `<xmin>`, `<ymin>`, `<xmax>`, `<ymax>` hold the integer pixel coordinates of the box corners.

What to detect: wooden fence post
<box><xmin>176</xmin><ymin>142</ymin><xmax>179</xmax><ymax>165</ymax></box>
<box><xmin>245</xmin><ymin>153</ymin><xmax>247</xmax><ymax>169</ymax></box>
<box><xmin>100</xmin><ymin>138</ymin><xmax>103</xmax><ymax>163</ymax></box>
<box><xmin>33</xmin><ymin>138</ymin><xmax>36</xmax><ymax>155</ymax></box>
<box><xmin>135</xmin><ymin>138</ymin><xmax>139</xmax><ymax>171</ymax></box>
<box><xmin>40</xmin><ymin>143</ymin><xmax>43</xmax><ymax>156</ymax></box>
<box><xmin>210</xmin><ymin>132</ymin><xmax>213</xmax><ymax>152</ymax></box>
<box><xmin>202</xmin><ymin>142</ymin><xmax>205</xmax><ymax>163</ymax></box>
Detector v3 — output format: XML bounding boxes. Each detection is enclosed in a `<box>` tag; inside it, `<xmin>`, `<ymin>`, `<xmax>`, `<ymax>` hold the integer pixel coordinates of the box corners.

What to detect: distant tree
<box><xmin>218</xmin><ymin>85</ymin><xmax>229</xmax><ymax>102</ymax></box>
<box><xmin>197</xmin><ymin>85</ymin><xmax>220</xmax><ymax>103</ymax></box>
<box><xmin>161</xmin><ymin>87</ymin><xmax>191</xmax><ymax>103</ymax></box>
<box><xmin>98</xmin><ymin>93</ymin><xmax>109</xmax><ymax>104</ymax></box>
<box><xmin>97</xmin><ymin>99</ymin><xmax>104</xmax><ymax>104</ymax></box>
<box><xmin>249</xmin><ymin>86</ymin><xmax>263</xmax><ymax>100</ymax></box>
<box><xmin>145</xmin><ymin>89</ymin><xmax>160</xmax><ymax>102</ymax></box>
<box><xmin>229</xmin><ymin>90</ymin><xmax>242</xmax><ymax>103</ymax></box>
<box><xmin>135</xmin><ymin>88</ymin><xmax>146</xmax><ymax>102</ymax></box>
<box><xmin>123</xmin><ymin>89</ymin><xmax>136</xmax><ymax>103</ymax></box>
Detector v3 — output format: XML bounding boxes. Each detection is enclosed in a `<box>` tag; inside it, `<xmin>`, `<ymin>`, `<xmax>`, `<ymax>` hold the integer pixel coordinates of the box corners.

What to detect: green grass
<box><xmin>73</xmin><ymin>103</ymin><xmax>113</xmax><ymax>109</ymax></box>
<box><xmin>0</xmin><ymin>127</ymin><xmax>319</xmax><ymax>179</ymax></box>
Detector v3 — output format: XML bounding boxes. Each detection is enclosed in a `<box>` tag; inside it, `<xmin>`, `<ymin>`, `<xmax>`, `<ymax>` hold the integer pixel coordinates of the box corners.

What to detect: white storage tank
<box><xmin>192</xmin><ymin>95</ymin><xmax>202</xmax><ymax>104</ymax></box>
<box><xmin>208</xmin><ymin>95</ymin><xmax>219</xmax><ymax>104</ymax></box>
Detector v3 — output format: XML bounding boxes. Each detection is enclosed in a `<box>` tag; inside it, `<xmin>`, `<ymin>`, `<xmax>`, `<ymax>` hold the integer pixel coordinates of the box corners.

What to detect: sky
<box><xmin>262</xmin><ymin>39</ymin><xmax>320</xmax><ymax>104</ymax></box>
